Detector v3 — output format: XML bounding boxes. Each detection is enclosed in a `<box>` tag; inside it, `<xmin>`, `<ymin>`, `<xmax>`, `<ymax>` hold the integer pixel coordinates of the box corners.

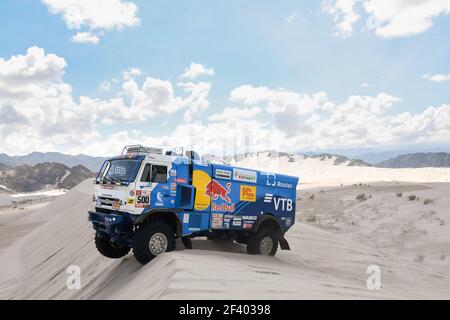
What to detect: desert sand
<box><xmin>1</xmin><ymin>159</ymin><xmax>450</xmax><ymax>299</ymax></box>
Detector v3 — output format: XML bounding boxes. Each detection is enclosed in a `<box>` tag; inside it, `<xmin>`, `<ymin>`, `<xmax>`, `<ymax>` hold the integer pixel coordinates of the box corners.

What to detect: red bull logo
<box><xmin>205</xmin><ymin>179</ymin><xmax>232</xmax><ymax>203</ymax></box>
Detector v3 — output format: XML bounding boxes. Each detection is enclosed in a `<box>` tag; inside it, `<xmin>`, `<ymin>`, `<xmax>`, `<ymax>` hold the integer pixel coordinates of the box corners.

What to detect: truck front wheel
<box><xmin>95</xmin><ymin>232</ymin><xmax>131</xmax><ymax>259</ymax></box>
<box><xmin>246</xmin><ymin>228</ymin><xmax>278</xmax><ymax>256</ymax></box>
<box><xmin>133</xmin><ymin>221</ymin><xmax>176</xmax><ymax>264</ymax></box>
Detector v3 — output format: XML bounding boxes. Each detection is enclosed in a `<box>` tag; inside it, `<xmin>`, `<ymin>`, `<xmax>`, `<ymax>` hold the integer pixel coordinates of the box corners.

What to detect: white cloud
<box><xmin>72</xmin><ymin>31</ymin><xmax>100</xmax><ymax>44</ymax></box>
<box><xmin>286</xmin><ymin>12</ymin><xmax>298</xmax><ymax>24</ymax></box>
<box><xmin>322</xmin><ymin>0</ymin><xmax>360</xmax><ymax>38</ymax></box>
<box><xmin>122</xmin><ymin>67</ymin><xmax>142</xmax><ymax>80</ymax></box>
<box><xmin>224</xmin><ymin>83</ymin><xmax>450</xmax><ymax>150</ymax></box>
<box><xmin>178</xmin><ymin>82</ymin><xmax>212</xmax><ymax>122</ymax></box>
<box><xmin>323</xmin><ymin>0</ymin><xmax>450</xmax><ymax>38</ymax></box>
<box><xmin>43</xmin><ymin>0</ymin><xmax>140</xmax><ymax>44</ymax></box>
<box><xmin>230</xmin><ymin>85</ymin><xmax>330</xmax><ymax>115</ymax></box>
<box><xmin>180</xmin><ymin>63</ymin><xmax>215</xmax><ymax>79</ymax></box>
<box><xmin>423</xmin><ymin>73</ymin><xmax>450</xmax><ymax>82</ymax></box>
<box><xmin>99</xmin><ymin>80</ymin><xmax>112</xmax><ymax>91</ymax></box>
<box><xmin>0</xmin><ymin>47</ymin><xmax>213</xmax><ymax>155</ymax></box>
<box><xmin>2</xmin><ymin>48</ymin><xmax>450</xmax><ymax>157</ymax></box>
<box><xmin>363</xmin><ymin>0</ymin><xmax>450</xmax><ymax>38</ymax></box>
<box><xmin>361</xmin><ymin>82</ymin><xmax>373</xmax><ymax>87</ymax></box>
<box><xmin>208</xmin><ymin>106</ymin><xmax>262</xmax><ymax>122</ymax></box>
<box><xmin>0</xmin><ymin>47</ymin><xmax>67</xmax><ymax>86</ymax></box>
<box><xmin>0</xmin><ymin>47</ymin><xmax>98</xmax><ymax>155</ymax></box>
<box><xmin>78</xmin><ymin>92</ymin><xmax>450</xmax><ymax>157</ymax></box>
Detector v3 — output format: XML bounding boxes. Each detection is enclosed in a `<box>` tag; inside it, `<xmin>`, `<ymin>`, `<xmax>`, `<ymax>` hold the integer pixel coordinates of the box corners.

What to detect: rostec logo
<box><xmin>264</xmin><ymin>194</ymin><xmax>293</xmax><ymax>212</ymax></box>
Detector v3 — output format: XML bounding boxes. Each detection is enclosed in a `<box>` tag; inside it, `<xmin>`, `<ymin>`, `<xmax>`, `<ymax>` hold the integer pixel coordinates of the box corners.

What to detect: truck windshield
<box><xmin>96</xmin><ymin>159</ymin><xmax>141</xmax><ymax>184</ymax></box>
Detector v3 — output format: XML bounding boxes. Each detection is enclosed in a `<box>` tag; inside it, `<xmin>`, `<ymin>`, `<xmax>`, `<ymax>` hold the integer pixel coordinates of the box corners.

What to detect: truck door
<box><xmin>135</xmin><ymin>161</ymin><xmax>172</xmax><ymax>213</ymax></box>
<box><xmin>182</xmin><ymin>163</ymin><xmax>212</xmax><ymax>234</ymax></box>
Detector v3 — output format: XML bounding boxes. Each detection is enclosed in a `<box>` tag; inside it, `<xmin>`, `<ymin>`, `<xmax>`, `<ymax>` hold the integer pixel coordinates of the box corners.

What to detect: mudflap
<box><xmin>182</xmin><ymin>237</ymin><xmax>193</xmax><ymax>249</ymax></box>
<box><xmin>279</xmin><ymin>236</ymin><xmax>291</xmax><ymax>251</ymax></box>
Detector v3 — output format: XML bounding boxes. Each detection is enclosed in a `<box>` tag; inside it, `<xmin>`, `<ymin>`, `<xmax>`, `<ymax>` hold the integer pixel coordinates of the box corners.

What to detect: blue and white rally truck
<box><xmin>89</xmin><ymin>145</ymin><xmax>299</xmax><ymax>264</ymax></box>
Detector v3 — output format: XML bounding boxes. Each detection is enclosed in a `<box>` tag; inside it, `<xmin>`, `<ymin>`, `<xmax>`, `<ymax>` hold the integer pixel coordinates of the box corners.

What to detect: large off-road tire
<box><xmin>246</xmin><ymin>228</ymin><xmax>279</xmax><ymax>256</ymax></box>
<box><xmin>133</xmin><ymin>221</ymin><xmax>176</xmax><ymax>264</ymax></box>
<box><xmin>95</xmin><ymin>232</ymin><xmax>131</xmax><ymax>259</ymax></box>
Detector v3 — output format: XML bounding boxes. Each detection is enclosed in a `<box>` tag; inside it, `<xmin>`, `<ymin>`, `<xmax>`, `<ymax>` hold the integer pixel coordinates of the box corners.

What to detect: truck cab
<box><xmin>89</xmin><ymin>145</ymin><xmax>299</xmax><ymax>264</ymax></box>
<box><xmin>94</xmin><ymin>146</ymin><xmax>176</xmax><ymax>216</ymax></box>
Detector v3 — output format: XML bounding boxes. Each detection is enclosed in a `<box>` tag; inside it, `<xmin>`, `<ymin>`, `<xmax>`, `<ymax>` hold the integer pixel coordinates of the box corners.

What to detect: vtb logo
<box><xmin>264</xmin><ymin>194</ymin><xmax>293</xmax><ymax>211</ymax></box>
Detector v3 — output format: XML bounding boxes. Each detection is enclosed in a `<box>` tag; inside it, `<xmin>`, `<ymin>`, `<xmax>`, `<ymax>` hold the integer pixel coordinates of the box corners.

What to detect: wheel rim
<box><xmin>149</xmin><ymin>233</ymin><xmax>168</xmax><ymax>255</ymax></box>
<box><xmin>260</xmin><ymin>236</ymin><xmax>274</xmax><ymax>255</ymax></box>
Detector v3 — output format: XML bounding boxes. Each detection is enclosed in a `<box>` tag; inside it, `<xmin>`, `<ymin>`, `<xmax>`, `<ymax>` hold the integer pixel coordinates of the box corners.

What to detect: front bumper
<box><xmin>88</xmin><ymin>210</ymin><xmax>134</xmax><ymax>245</ymax></box>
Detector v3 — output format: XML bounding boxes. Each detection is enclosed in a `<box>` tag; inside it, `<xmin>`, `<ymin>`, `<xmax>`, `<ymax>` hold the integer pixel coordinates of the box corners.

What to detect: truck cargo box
<box><xmin>192</xmin><ymin>163</ymin><xmax>299</xmax><ymax>232</ymax></box>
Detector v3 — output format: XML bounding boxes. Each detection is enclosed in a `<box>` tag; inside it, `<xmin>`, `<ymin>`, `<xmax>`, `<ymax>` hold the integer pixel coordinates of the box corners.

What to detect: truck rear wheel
<box><xmin>95</xmin><ymin>232</ymin><xmax>131</xmax><ymax>259</ymax></box>
<box><xmin>246</xmin><ymin>228</ymin><xmax>278</xmax><ymax>256</ymax></box>
<box><xmin>133</xmin><ymin>221</ymin><xmax>176</xmax><ymax>264</ymax></box>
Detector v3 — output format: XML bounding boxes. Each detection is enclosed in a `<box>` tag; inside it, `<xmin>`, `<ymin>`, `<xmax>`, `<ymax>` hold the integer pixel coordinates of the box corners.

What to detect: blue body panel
<box><xmin>205</xmin><ymin>164</ymin><xmax>298</xmax><ymax>232</ymax></box>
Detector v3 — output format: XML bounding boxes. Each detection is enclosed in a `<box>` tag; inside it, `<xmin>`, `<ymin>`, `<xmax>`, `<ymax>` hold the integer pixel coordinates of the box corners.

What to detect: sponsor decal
<box><xmin>243</xmin><ymin>223</ymin><xmax>253</xmax><ymax>229</ymax></box>
<box><xmin>112</xmin><ymin>200</ymin><xmax>120</xmax><ymax>210</ymax></box>
<box><xmin>233</xmin><ymin>168</ymin><xmax>257</xmax><ymax>183</ymax></box>
<box><xmin>211</xmin><ymin>213</ymin><xmax>224</xmax><ymax>229</ymax></box>
<box><xmin>277</xmin><ymin>181</ymin><xmax>294</xmax><ymax>189</ymax></box>
<box><xmin>170</xmin><ymin>169</ymin><xmax>177</xmax><ymax>176</ymax></box>
<box><xmin>156</xmin><ymin>192</ymin><xmax>164</xmax><ymax>206</ymax></box>
<box><xmin>101</xmin><ymin>184</ymin><xmax>115</xmax><ymax>190</ymax></box>
<box><xmin>223</xmin><ymin>214</ymin><xmax>233</xmax><ymax>229</ymax></box>
<box><xmin>135</xmin><ymin>190</ymin><xmax>151</xmax><ymax>208</ymax></box>
<box><xmin>127</xmin><ymin>198</ymin><xmax>135</xmax><ymax>205</ymax></box>
<box><xmin>193</xmin><ymin>169</ymin><xmax>212</xmax><ymax>211</ymax></box>
<box><xmin>232</xmin><ymin>216</ymin><xmax>242</xmax><ymax>227</ymax></box>
<box><xmin>240</xmin><ymin>185</ymin><xmax>256</xmax><ymax>202</ymax></box>
<box><xmin>264</xmin><ymin>194</ymin><xmax>273</xmax><ymax>203</ymax></box>
<box><xmin>212</xmin><ymin>203</ymin><xmax>235</xmax><ymax>212</ymax></box>
<box><xmin>286</xmin><ymin>217</ymin><xmax>292</xmax><ymax>226</ymax></box>
<box><xmin>215</xmin><ymin>169</ymin><xmax>231</xmax><ymax>180</ymax></box>
<box><xmin>175</xmin><ymin>178</ymin><xmax>187</xmax><ymax>184</ymax></box>
<box><xmin>205</xmin><ymin>180</ymin><xmax>232</xmax><ymax>203</ymax></box>
<box><xmin>241</xmin><ymin>215</ymin><xmax>257</xmax><ymax>221</ymax></box>
<box><xmin>263</xmin><ymin>172</ymin><xmax>294</xmax><ymax>189</ymax></box>
<box><xmin>264</xmin><ymin>173</ymin><xmax>276</xmax><ymax>187</ymax></box>
<box><xmin>263</xmin><ymin>194</ymin><xmax>294</xmax><ymax>212</ymax></box>
<box><xmin>183</xmin><ymin>213</ymin><xmax>190</xmax><ymax>224</ymax></box>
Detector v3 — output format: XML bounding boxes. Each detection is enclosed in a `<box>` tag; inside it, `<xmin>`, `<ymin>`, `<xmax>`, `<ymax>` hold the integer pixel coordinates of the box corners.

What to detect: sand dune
<box><xmin>232</xmin><ymin>154</ymin><xmax>450</xmax><ymax>187</ymax></box>
<box><xmin>1</xmin><ymin>178</ymin><xmax>449</xmax><ymax>299</ymax></box>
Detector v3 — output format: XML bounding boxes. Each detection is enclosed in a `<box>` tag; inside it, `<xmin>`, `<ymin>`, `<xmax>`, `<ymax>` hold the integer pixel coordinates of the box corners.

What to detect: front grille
<box><xmin>98</xmin><ymin>197</ymin><xmax>119</xmax><ymax>207</ymax></box>
<box><xmin>95</xmin><ymin>207</ymin><xmax>115</xmax><ymax>214</ymax></box>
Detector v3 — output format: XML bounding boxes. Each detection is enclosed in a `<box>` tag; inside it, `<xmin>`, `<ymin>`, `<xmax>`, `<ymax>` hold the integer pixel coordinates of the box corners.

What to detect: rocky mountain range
<box><xmin>0</xmin><ymin>162</ymin><xmax>93</xmax><ymax>193</ymax></box>
<box><xmin>0</xmin><ymin>152</ymin><xmax>108</xmax><ymax>172</ymax></box>
<box><xmin>376</xmin><ymin>152</ymin><xmax>450</xmax><ymax>168</ymax></box>
<box><xmin>203</xmin><ymin>151</ymin><xmax>372</xmax><ymax>167</ymax></box>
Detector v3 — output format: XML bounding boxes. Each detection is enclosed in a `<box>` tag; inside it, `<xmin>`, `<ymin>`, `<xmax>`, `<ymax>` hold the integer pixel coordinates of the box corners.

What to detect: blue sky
<box><xmin>1</xmin><ymin>0</ymin><xmax>450</xmax><ymax>156</ymax></box>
